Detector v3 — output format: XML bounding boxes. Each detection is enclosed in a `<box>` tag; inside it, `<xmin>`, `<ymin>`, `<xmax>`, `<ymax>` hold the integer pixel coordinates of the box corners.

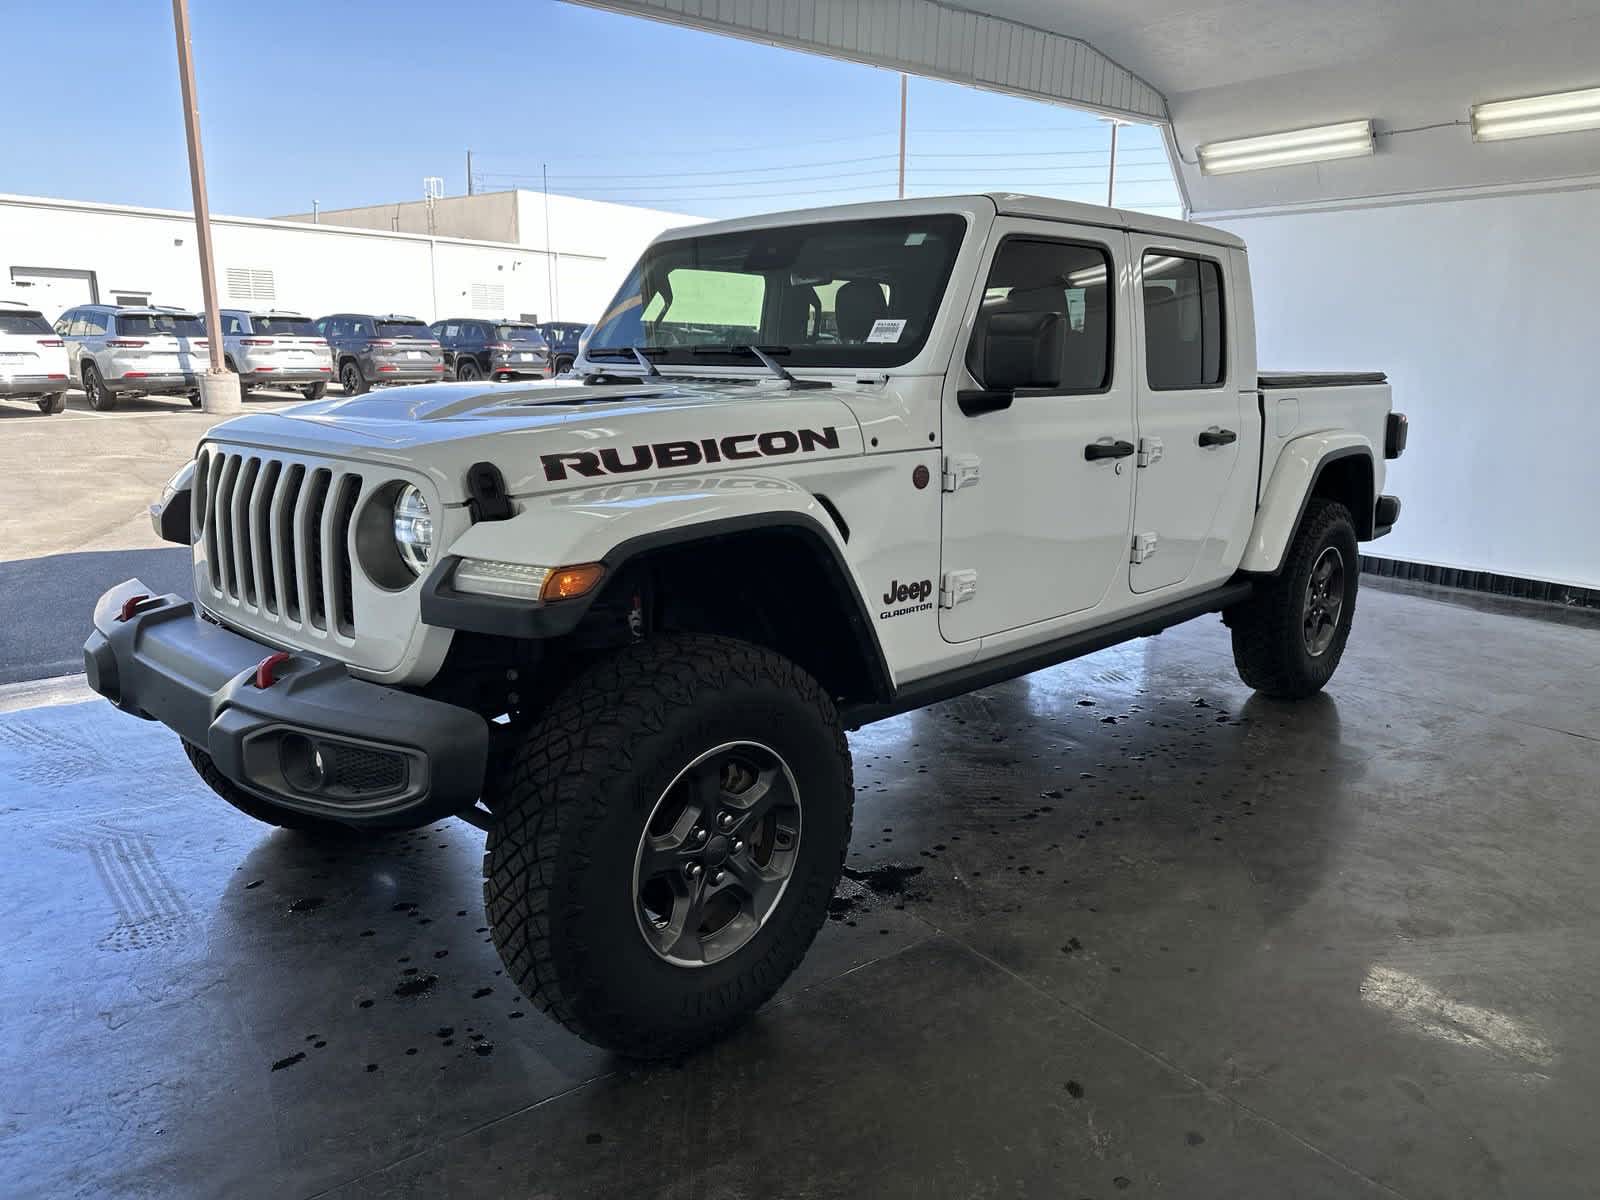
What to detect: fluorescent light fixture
<box><xmin>1198</xmin><ymin>120</ymin><xmax>1375</xmax><ymax>176</ymax></box>
<box><xmin>1471</xmin><ymin>85</ymin><xmax>1600</xmax><ymax>142</ymax></box>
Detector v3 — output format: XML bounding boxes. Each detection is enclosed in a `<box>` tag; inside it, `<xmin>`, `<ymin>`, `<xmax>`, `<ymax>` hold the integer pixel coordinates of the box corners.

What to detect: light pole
<box><xmin>171</xmin><ymin>0</ymin><xmax>239</xmax><ymax>413</ymax></box>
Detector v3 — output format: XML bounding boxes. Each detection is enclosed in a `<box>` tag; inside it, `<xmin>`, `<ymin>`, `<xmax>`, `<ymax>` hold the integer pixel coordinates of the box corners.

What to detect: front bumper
<box><xmin>84</xmin><ymin>578</ymin><xmax>488</xmax><ymax>828</ymax></box>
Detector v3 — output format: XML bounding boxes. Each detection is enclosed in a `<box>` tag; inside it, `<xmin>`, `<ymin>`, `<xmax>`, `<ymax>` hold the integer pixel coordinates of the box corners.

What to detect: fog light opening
<box><xmin>280</xmin><ymin>733</ymin><xmax>328</xmax><ymax>793</ymax></box>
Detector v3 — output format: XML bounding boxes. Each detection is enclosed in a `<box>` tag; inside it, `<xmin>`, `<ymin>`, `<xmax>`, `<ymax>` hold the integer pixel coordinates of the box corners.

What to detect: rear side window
<box><xmin>81</xmin><ymin>311</ymin><xmax>109</xmax><ymax>335</ymax></box>
<box><xmin>967</xmin><ymin>237</ymin><xmax>1114</xmax><ymax>393</ymax></box>
<box><xmin>0</xmin><ymin>312</ymin><xmax>52</xmax><ymax>335</ymax></box>
<box><xmin>1142</xmin><ymin>253</ymin><xmax>1224</xmax><ymax>390</ymax></box>
<box><xmin>223</xmin><ymin>313</ymin><xmax>248</xmax><ymax>335</ymax></box>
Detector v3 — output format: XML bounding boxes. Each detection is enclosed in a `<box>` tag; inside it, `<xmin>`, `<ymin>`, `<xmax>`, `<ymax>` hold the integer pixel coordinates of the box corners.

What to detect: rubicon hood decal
<box><xmin>542</xmin><ymin>426</ymin><xmax>841</xmax><ymax>481</ymax></box>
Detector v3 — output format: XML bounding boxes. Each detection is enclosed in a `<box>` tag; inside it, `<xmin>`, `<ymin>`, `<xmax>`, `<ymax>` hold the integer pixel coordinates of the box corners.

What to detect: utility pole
<box><xmin>543</xmin><ymin>163</ymin><xmax>558</xmax><ymax>318</ymax></box>
<box><xmin>1106</xmin><ymin>120</ymin><xmax>1120</xmax><ymax>208</ymax></box>
<box><xmin>897</xmin><ymin>74</ymin><xmax>908</xmax><ymax>199</ymax></box>
<box><xmin>170</xmin><ymin>0</ymin><xmax>238</xmax><ymax>413</ymax></box>
<box><xmin>466</xmin><ymin>149</ymin><xmax>474</xmax><ymax>196</ymax></box>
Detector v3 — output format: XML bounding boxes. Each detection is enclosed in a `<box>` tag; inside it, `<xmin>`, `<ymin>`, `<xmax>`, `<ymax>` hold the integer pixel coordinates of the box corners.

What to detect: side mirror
<box><xmin>958</xmin><ymin>310</ymin><xmax>1063</xmax><ymax>416</ymax></box>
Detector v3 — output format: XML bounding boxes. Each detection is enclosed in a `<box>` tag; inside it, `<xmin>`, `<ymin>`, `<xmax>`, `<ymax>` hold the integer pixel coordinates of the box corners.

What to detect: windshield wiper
<box><xmin>689</xmin><ymin>344</ymin><xmax>830</xmax><ymax>390</ymax></box>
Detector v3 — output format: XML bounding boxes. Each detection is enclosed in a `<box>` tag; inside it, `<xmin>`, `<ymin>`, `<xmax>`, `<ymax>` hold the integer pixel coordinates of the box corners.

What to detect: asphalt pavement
<box><xmin>1</xmin><ymin>547</ymin><xmax>191</xmax><ymax>683</ymax></box>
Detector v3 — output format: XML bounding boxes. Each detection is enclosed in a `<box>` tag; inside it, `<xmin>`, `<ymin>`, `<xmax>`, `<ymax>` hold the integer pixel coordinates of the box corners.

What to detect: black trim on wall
<box><xmin>1361</xmin><ymin>555</ymin><xmax>1600</xmax><ymax>611</ymax></box>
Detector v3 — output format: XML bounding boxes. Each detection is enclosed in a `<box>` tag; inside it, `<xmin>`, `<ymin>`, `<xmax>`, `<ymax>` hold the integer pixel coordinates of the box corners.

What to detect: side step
<box><xmin>840</xmin><ymin>581</ymin><xmax>1253</xmax><ymax>729</ymax></box>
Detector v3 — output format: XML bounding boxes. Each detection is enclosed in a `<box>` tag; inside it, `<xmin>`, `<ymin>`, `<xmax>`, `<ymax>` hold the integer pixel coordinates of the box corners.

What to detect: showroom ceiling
<box><xmin>575</xmin><ymin>0</ymin><xmax>1600</xmax><ymax>214</ymax></box>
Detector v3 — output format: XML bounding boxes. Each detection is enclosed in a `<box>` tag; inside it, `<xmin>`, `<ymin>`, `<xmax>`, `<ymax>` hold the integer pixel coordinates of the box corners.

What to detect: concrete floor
<box><xmin>3</xmin><ymin>579</ymin><xmax>1598</xmax><ymax>1199</ymax></box>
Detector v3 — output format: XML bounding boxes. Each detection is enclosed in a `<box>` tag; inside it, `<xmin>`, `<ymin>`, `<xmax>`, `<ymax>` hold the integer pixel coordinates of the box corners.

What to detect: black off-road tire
<box><xmin>181</xmin><ymin>739</ymin><xmax>359</xmax><ymax>836</ymax></box>
<box><xmin>483</xmin><ymin>633</ymin><xmax>854</xmax><ymax>1059</ymax></box>
<box><xmin>1227</xmin><ymin>497</ymin><xmax>1360</xmax><ymax>699</ymax></box>
<box><xmin>37</xmin><ymin>392</ymin><xmax>66</xmax><ymax>414</ymax></box>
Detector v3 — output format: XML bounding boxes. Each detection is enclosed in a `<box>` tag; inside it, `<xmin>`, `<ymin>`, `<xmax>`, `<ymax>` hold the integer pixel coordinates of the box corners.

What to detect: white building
<box><xmin>0</xmin><ymin>190</ymin><xmax>699</xmax><ymax>326</ymax></box>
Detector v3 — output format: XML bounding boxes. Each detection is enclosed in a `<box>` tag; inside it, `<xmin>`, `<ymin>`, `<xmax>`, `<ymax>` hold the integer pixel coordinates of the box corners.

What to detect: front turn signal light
<box><xmin>541</xmin><ymin>563</ymin><xmax>605</xmax><ymax>602</ymax></box>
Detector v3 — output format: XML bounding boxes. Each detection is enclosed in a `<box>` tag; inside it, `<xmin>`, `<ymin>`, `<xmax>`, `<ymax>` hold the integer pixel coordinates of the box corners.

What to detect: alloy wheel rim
<box><xmin>632</xmin><ymin>740</ymin><xmax>802</xmax><ymax>968</ymax></box>
<box><xmin>1303</xmin><ymin>545</ymin><xmax>1346</xmax><ymax>657</ymax></box>
<box><xmin>342</xmin><ymin>365</ymin><xmax>358</xmax><ymax>391</ymax></box>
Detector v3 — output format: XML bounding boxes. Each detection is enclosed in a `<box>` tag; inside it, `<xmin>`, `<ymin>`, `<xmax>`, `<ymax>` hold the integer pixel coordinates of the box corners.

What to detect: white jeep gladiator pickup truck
<box><xmin>86</xmin><ymin>194</ymin><xmax>1406</xmax><ymax>1057</ymax></box>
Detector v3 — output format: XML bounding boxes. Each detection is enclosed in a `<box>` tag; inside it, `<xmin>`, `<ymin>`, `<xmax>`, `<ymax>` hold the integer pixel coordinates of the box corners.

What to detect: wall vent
<box><xmin>225</xmin><ymin>267</ymin><xmax>277</xmax><ymax>304</ymax></box>
<box><xmin>470</xmin><ymin>282</ymin><xmax>505</xmax><ymax>313</ymax></box>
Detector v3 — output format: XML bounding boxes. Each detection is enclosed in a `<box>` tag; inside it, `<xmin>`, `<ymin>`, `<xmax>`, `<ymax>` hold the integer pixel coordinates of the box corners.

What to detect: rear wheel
<box><xmin>340</xmin><ymin>360</ymin><xmax>369</xmax><ymax>395</ymax></box>
<box><xmin>483</xmin><ymin>633</ymin><xmax>852</xmax><ymax>1059</ymax></box>
<box><xmin>182</xmin><ymin>740</ymin><xmax>361</xmax><ymax>836</ymax></box>
<box><xmin>301</xmin><ymin>382</ymin><xmax>327</xmax><ymax>401</ymax></box>
<box><xmin>36</xmin><ymin>393</ymin><xmax>66</xmax><ymax>415</ymax></box>
<box><xmin>83</xmin><ymin>362</ymin><xmax>117</xmax><ymax>412</ymax></box>
<box><xmin>456</xmin><ymin>359</ymin><xmax>481</xmax><ymax>381</ymax></box>
<box><xmin>554</xmin><ymin>355</ymin><xmax>574</xmax><ymax>376</ymax></box>
<box><xmin>1227</xmin><ymin>498</ymin><xmax>1360</xmax><ymax>699</ymax></box>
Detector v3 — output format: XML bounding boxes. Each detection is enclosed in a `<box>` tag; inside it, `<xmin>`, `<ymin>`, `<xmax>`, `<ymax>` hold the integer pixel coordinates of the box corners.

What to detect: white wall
<box><xmin>0</xmin><ymin>193</ymin><xmax>665</xmax><ymax>326</ymax></box>
<box><xmin>1214</xmin><ymin>180</ymin><xmax>1600</xmax><ymax>589</ymax></box>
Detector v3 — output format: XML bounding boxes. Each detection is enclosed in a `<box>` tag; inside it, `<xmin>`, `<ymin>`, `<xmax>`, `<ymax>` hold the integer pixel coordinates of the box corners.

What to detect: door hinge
<box><xmin>1137</xmin><ymin>437</ymin><xmax>1164</xmax><ymax>468</ymax></box>
<box><xmin>940</xmin><ymin>569</ymin><xmax>979</xmax><ymax>608</ymax></box>
<box><xmin>1131</xmin><ymin>532</ymin><xmax>1159</xmax><ymax>564</ymax></box>
<box><xmin>942</xmin><ymin>454</ymin><xmax>981</xmax><ymax>492</ymax></box>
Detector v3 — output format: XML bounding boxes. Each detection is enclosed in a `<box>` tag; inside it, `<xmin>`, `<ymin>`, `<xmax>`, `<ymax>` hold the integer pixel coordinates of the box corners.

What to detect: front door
<box><xmin>939</xmin><ymin>221</ymin><xmax>1136</xmax><ymax>644</ymax></box>
<box><xmin>1128</xmin><ymin>242</ymin><xmax>1244</xmax><ymax>594</ymax></box>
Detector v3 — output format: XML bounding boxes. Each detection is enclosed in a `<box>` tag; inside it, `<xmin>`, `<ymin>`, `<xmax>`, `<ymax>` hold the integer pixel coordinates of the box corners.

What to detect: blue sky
<box><xmin>8</xmin><ymin>1</ymin><xmax>1180</xmax><ymax>220</ymax></box>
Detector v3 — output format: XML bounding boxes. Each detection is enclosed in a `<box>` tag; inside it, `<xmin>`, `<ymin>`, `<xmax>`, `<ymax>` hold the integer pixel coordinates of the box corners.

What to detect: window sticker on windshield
<box><xmin>904</xmin><ymin>232</ymin><xmax>927</xmax><ymax>246</ymax></box>
<box><xmin>866</xmin><ymin>318</ymin><xmax>907</xmax><ymax>343</ymax></box>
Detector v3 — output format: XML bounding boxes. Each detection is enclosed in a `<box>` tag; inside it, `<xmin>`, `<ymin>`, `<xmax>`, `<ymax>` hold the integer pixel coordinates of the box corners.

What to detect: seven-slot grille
<box><xmin>193</xmin><ymin>448</ymin><xmax>364</xmax><ymax>638</ymax></box>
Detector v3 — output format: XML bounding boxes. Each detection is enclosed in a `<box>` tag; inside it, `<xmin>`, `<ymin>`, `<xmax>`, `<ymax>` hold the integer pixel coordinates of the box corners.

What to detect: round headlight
<box><xmin>393</xmin><ymin>484</ymin><xmax>433</xmax><ymax>576</ymax></box>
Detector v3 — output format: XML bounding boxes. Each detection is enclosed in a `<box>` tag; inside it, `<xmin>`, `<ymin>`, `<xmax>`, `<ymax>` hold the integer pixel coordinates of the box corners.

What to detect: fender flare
<box><xmin>420</xmin><ymin>477</ymin><xmax>894</xmax><ymax>702</ymax></box>
<box><xmin>1238</xmin><ymin>435</ymin><xmax>1375</xmax><ymax>574</ymax></box>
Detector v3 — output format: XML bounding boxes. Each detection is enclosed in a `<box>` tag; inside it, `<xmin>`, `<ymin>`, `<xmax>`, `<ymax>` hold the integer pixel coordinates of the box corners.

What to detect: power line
<box><xmin>478</xmin><ymin>154</ymin><xmax>899</xmax><ymax>183</ymax></box>
<box><xmin>480</xmin><ymin>167</ymin><xmax>899</xmax><ymax>195</ymax></box>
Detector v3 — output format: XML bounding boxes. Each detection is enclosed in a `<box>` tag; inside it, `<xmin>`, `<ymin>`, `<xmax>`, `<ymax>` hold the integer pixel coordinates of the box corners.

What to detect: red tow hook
<box><xmin>253</xmin><ymin>651</ymin><xmax>292</xmax><ymax>689</ymax></box>
<box><xmin>117</xmin><ymin>594</ymin><xmax>152</xmax><ymax>622</ymax></box>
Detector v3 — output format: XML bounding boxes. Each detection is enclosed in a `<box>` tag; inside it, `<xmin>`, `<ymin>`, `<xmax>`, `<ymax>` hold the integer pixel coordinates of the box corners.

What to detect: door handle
<box><xmin>1198</xmin><ymin>427</ymin><xmax>1238</xmax><ymax>448</ymax></box>
<box><xmin>1084</xmin><ymin>439</ymin><xmax>1136</xmax><ymax>461</ymax></box>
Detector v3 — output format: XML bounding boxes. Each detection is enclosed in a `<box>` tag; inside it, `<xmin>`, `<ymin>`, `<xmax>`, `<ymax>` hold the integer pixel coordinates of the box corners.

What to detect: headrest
<box><xmin>836</xmin><ymin>280</ymin><xmax>888</xmax><ymax>342</ymax></box>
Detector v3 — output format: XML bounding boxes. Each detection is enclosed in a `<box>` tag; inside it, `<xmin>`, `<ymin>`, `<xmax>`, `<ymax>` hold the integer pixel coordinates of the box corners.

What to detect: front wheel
<box><xmin>1227</xmin><ymin>497</ymin><xmax>1360</xmax><ymax>699</ymax></box>
<box><xmin>483</xmin><ymin>633</ymin><xmax>853</xmax><ymax>1058</ymax></box>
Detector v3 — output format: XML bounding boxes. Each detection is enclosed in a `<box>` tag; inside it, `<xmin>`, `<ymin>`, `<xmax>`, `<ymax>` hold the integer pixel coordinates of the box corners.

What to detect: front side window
<box><xmin>1142</xmin><ymin>253</ymin><xmax>1224</xmax><ymax>390</ymax></box>
<box><xmin>589</xmin><ymin>214</ymin><xmax>967</xmax><ymax>368</ymax></box>
<box><xmin>966</xmin><ymin>237</ymin><xmax>1113</xmax><ymax>393</ymax></box>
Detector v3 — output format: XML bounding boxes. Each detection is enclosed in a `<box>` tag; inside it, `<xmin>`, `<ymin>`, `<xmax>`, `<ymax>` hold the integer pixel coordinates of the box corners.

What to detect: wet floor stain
<box><xmin>393</xmin><ymin>973</ymin><xmax>439</xmax><ymax>999</ymax></box>
<box><xmin>287</xmin><ymin>896</ymin><xmax>325</xmax><ymax>914</ymax></box>
<box><xmin>270</xmin><ymin>1052</ymin><xmax>306</xmax><ymax>1071</ymax></box>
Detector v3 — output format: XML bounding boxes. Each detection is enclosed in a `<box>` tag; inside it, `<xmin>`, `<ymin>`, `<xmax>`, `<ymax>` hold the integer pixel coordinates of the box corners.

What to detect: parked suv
<box><xmin>429</xmin><ymin>318</ymin><xmax>550</xmax><ymax>381</ymax></box>
<box><xmin>220</xmin><ymin>309</ymin><xmax>335</xmax><ymax>400</ymax></box>
<box><xmin>55</xmin><ymin>305</ymin><xmax>209</xmax><ymax>410</ymax></box>
<box><xmin>536</xmin><ymin>321</ymin><xmax>588</xmax><ymax>375</ymax></box>
<box><xmin>313</xmin><ymin>313</ymin><xmax>443</xmax><ymax>395</ymax></box>
<box><xmin>0</xmin><ymin>300</ymin><xmax>71</xmax><ymax>414</ymax></box>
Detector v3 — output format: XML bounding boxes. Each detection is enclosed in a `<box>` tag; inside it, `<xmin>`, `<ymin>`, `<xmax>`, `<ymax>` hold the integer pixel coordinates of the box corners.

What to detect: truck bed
<box><xmin>1255</xmin><ymin>372</ymin><xmax>1393</xmax><ymax>516</ymax></box>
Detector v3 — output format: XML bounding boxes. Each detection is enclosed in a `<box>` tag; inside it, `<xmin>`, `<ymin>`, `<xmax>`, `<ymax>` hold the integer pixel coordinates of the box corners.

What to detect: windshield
<box><xmin>588</xmin><ymin>214</ymin><xmax>967</xmax><ymax>368</ymax></box>
<box><xmin>119</xmin><ymin>313</ymin><xmax>205</xmax><ymax>336</ymax></box>
<box><xmin>495</xmin><ymin>324</ymin><xmax>546</xmax><ymax>344</ymax></box>
<box><xmin>250</xmin><ymin>315</ymin><xmax>318</xmax><ymax>336</ymax></box>
<box><xmin>0</xmin><ymin>313</ymin><xmax>51</xmax><ymax>335</ymax></box>
<box><xmin>377</xmin><ymin>320</ymin><xmax>433</xmax><ymax>339</ymax></box>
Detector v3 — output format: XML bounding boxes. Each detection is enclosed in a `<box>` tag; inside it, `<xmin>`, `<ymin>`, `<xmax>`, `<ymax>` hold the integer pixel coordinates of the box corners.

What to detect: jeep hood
<box><xmin>202</xmin><ymin>377</ymin><xmax>871</xmax><ymax>502</ymax></box>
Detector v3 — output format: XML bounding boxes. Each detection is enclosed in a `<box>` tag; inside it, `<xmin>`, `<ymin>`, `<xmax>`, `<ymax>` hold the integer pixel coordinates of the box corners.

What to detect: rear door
<box><xmin>938</xmin><ymin>220</ymin><xmax>1136</xmax><ymax>643</ymax></box>
<box><xmin>1128</xmin><ymin>242</ymin><xmax>1244</xmax><ymax>594</ymax></box>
